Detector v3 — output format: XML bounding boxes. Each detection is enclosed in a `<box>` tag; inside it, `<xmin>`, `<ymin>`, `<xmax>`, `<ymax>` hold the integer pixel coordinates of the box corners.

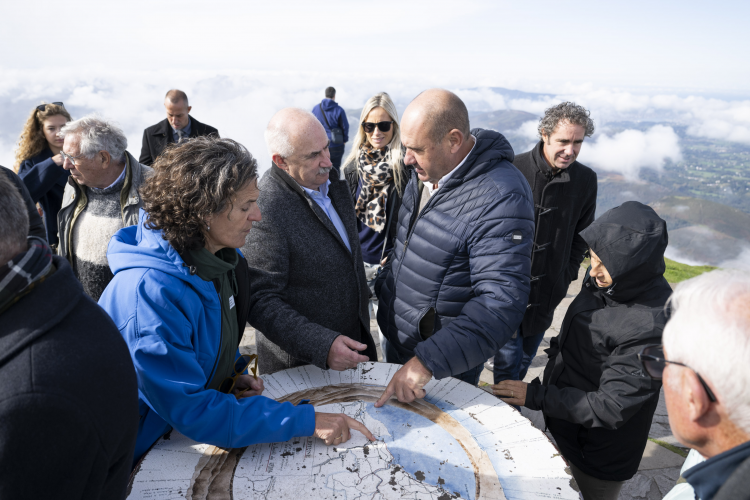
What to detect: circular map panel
<box><xmin>128</xmin><ymin>362</ymin><xmax>578</xmax><ymax>499</ymax></box>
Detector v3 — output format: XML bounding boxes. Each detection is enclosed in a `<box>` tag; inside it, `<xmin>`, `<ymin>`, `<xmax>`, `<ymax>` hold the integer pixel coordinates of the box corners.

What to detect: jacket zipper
<box><xmin>204</xmin><ymin>288</ymin><xmax>223</xmax><ymax>389</ymax></box>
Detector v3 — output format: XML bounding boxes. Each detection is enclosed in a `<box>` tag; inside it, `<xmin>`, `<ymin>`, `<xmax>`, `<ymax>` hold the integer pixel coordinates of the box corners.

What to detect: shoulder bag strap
<box><xmin>318</xmin><ymin>104</ymin><xmax>332</xmax><ymax>130</ymax></box>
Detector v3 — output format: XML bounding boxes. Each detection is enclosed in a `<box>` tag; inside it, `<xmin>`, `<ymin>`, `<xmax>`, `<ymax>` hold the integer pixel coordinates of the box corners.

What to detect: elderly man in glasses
<box><xmin>57</xmin><ymin>115</ymin><xmax>151</xmax><ymax>301</ymax></box>
<box><xmin>493</xmin><ymin>201</ymin><xmax>673</xmax><ymax>500</ymax></box>
<box><xmin>656</xmin><ymin>270</ymin><xmax>750</xmax><ymax>500</ymax></box>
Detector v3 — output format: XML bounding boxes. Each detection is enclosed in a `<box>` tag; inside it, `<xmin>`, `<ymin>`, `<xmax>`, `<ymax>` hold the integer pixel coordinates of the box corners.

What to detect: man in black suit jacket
<box><xmin>139</xmin><ymin>89</ymin><xmax>219</xmax><ymax>166</ymax></box>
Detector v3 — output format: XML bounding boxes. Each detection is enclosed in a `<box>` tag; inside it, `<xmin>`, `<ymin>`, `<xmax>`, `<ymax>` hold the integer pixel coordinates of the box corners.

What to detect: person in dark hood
<box><xmin>492</xmin><ymin>201</ymin><xmax>672</xmax><ymax>500</ymax></box>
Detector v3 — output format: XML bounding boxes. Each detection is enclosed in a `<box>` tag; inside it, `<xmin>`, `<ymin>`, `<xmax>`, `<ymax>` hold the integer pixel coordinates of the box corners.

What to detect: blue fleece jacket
<box><xmin>312</xmin><ymin>98</ymin><xmax>349</xmax><ymax>146</ymax></box>
<box><xmin>99</xmin><ymin>210</ymin><xmax>315</xmax><ymax>464</ymax></box>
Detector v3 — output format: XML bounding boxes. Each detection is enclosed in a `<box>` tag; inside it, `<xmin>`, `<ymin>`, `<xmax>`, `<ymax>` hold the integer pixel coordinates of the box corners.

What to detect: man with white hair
<box><xmin>243</xmin><ymin>108</ymin><xmax>377</xmax><ymax>374</ymax></box>
<box><xmin>653</xmin><ymin>270</ymin><xmax>750</xmax><ymax>500</ymax></box>
<box><xmin>57</xmin><ymin>115</ymin><xmax>152</xmax><ymax>300</ymax></box>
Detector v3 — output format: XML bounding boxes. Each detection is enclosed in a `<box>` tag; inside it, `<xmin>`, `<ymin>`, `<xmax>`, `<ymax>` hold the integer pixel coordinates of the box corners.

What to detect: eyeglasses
<box><xmin>638</xmin><ymin>345</ymin><xmax>717</xmax><ymax>402</ymax></box>
<box><xmin>36</xmin><ymin>102</ymin><xmax>64</xmax><ymax>112</ymax></box>
<box><xmin>219</xmin><ymin>354</ymin><xmax>258</xmax><ymax>398</ymax></box>
<box><xmin>60</xmin><ymin>150</ymin><xmax>86</xmax><ymax>166</ymax></box>
<box><xmin>362</xmin><ymin>121</ymin><xmax>394</xmax><ymax>134</ymax></box>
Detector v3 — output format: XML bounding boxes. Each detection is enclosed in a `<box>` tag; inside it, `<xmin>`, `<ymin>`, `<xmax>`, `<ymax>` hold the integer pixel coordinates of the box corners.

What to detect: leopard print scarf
<box><xmin>355</xmin><ymin>145</ymin><xmax>393</xmax><ymax>232</ymax></box>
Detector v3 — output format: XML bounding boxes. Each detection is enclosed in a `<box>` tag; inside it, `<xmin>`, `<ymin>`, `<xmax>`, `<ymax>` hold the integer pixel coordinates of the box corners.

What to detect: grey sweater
<box><xmin>243</xmin><ymin>166</ymin><xmax>377</xmax><ymax>374</ymax></box>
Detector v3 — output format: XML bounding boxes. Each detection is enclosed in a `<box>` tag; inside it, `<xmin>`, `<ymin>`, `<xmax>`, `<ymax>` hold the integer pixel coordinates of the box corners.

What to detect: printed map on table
<box><xmin>127</xmin><ymin>362</ymin><xmax>578</xmax><ymax>500</ymax></box>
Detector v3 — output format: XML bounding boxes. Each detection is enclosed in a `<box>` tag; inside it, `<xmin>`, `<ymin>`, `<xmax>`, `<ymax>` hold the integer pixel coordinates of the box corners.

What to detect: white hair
<box><xmin>663</xmin><ymin>270</ymin><xmax>750</xmax><ymax>433</ymax></box>
<box><xmin>264</xmin><ymin>108</ymin><xmax>322</xmax><ymax>159</ymax></box>
<box><xmin>59</xmin><ymin>115</ymin><xmax>127</xmax><ymax>163</ymax></box>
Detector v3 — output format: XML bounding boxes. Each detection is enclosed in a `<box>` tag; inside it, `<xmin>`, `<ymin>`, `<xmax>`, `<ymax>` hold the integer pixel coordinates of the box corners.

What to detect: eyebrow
<box><xmin>556</xmin><ymin>138</ymin><xmax>584</xmax><ymax>143</ymax></box>
<box><xmin>303</xmin><ymin>141</ymin><xmax>331</xmax><ymax>159</ymax></box>
<box><xmin>403</xmin><ymin>142</ymin><xmax>424</xmax><ymax>153</ymax></box>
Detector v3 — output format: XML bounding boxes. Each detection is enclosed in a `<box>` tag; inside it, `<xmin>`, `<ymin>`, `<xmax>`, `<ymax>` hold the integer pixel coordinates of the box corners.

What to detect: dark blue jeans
<box><xmin>329</xmin><ymin>147</ymin><xmax>344</xmax><ymax>179</ymax></box>
<box><xmin>492</xmin><ymin>327</ymin><xmax>546</xmax><ymax>384</ymax></box>
<box><xmin>384</xmin><ymin>338</ymin><xmax>483</xmax><ymax>386</ymax></box>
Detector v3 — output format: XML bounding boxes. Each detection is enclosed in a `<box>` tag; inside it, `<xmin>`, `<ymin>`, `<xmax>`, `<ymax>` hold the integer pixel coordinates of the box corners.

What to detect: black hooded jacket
<box><xmin>525</xmin><ymin>201</ymin><xmax>673</xmax><ymax>481</ymax></box>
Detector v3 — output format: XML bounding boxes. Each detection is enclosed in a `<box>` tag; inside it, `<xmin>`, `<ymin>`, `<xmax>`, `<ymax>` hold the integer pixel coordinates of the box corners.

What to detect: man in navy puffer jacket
<box><xmin>374</xmin><ymin>89</ymin><xmax>534</xmax><ymax>407</ymax></box>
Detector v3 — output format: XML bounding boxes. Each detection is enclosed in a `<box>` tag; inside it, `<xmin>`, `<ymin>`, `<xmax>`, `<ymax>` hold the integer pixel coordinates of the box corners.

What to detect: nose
<box><xmin>404</xmin><ymin>151</ymin><xmax>416</xmax><ymax>166</ymax></box>
<box><xmin>248</xmin><ymin>206</ymin><xmax>262</xmax><ymax>223</ymax></box>
<box><xmin>61</xmin><ymin>156</ymin><xmax>72</xmax><ymax>170</ymax></box>
<box><xmin>322</xmin><ymin>149</ymin><xmax>332</xmax><ymax>168</ymax></box>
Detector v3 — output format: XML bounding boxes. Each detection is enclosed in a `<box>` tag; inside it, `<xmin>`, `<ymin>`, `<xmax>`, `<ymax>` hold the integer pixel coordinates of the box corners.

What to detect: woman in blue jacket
<box><xmin>99</xmin><ymin>136</ymin><xmax>373</xmax><ymax>466</ymax></box>
<box><xmin>15</xmin><ymin>102</ymin><xmax>72</xmax><ymax>245</ymax></box>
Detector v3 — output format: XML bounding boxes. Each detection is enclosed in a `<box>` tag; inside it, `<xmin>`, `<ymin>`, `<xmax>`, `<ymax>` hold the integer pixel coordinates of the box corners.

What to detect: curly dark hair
<box><xmin>140</xmin><ymin>136</ymin><xmax>258</xmax><ymax>254</ymax></box>
<box><xmin>538</xmin><ymin>101</ymin><xmax>595</xmax><ymax>139</ymax></box>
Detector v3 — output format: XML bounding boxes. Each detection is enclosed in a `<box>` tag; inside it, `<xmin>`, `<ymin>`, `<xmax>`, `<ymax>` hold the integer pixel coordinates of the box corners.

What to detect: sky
<box><xmin>1</xmin><ymin>0</ymin><xmax>748</xmax><ymax>173</ymax></box>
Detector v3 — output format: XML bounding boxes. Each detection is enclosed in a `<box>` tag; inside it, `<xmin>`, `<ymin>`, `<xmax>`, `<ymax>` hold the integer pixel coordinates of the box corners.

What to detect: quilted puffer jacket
<box><xmin>375</xmin><ymin>128</ymin><xmax>535</xmax><ymax>379</ymax></box>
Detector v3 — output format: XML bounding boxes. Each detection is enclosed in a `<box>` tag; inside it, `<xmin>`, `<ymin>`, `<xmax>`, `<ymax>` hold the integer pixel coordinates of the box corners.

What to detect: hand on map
<box><xmin>233</xmin><ymin>374</ymin><xmax>265</xmax><ymax>398</ymax></box>
<box><xmin>492</xmin><ymin>380</ymin><xmax>527</xmax><ymax>406</ymax></box>
<box><xmin>327</xmin><ymin>335</ymin><xmax>369</xmax><ymax>371</ymax></box>
<box><xmin>374</xmin><ymin>356</ymin><xmax>433</xmax><ymax>407</ymax></box>
<box><xmin>314</xmin><ymin>412</ymin><xmax>376</xmax><ymax>445</ymax></box>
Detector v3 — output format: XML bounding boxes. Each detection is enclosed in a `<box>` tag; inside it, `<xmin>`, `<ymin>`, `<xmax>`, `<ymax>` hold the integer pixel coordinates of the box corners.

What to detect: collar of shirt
<box><xmin>296</xmin><ymin>179</ymin><xmax>352</xmax><ymax>253</ymax></box>
<box><xmin>90</xmin><ymin>163</ymin><xmax>127</xmax><ymax>192</ymax></box>
<box><xmin>425</xmin><ymin>135</ymin><xmax>476</xmax><ymax>197</ymax></box>
<box><xmin>299</xmin><ymin>179</ymin><xmax>330</xmax><ymax>198</ymax></box>
<box><xmin>684</xmin><ymin>440</ymin><xmax>750</xmax><ymax>500</ymax></box>
<box><xmin>172</xmin><ymin>117</ymin><xmax>192</xmax><ymax>139</ymax></box>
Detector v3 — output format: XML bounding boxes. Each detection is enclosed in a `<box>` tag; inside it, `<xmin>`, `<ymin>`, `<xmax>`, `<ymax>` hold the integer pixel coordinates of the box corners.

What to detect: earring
<box><xmin>207</xmin><ymin>226</ymin><xmax>210</xmax><ymax>231</ymax></box>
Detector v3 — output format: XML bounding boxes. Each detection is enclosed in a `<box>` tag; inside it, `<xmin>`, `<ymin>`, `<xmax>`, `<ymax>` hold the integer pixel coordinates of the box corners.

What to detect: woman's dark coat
<box><xmin>513</xmin><ymin>141</ymin><xmax>597</xmax><ymax>337</ymax></box>
<box><xmin>343</xmin><ymin>160</ymin><xmax>408</xmax><ymax>260</ymax></box>
<box><xmin>525</xmin><ymin>201</ymin><xmax>672</xmax><ymax>481</ymax></box>
<box><xmin>243</xmin><ymin>166</ymin><xmax>377</xmax><ymax>374</ymax></box>
<box><xmin>1</xmin><ymin>166</ymin><xmax>46</xmax><ymax>240</ymax></box>
<box><xmin>17</xmin><ymin>148</ymin><xmax>69</xmax><ymax>245</ymax></box>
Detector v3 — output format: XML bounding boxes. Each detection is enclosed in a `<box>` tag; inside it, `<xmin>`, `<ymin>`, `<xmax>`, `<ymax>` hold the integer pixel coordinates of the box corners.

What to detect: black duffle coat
<box><xmin>513</xmin><ymin>141</ymin><xmax>597</xmax><ymax>337</ymax></box>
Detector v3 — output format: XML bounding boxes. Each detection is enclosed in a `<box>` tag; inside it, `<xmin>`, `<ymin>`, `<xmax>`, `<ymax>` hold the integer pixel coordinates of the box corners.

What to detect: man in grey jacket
<box><xmin>243</xmin><ymin>108</ymin><xmax>377</xmax><ymax>375</ymax></box>
<box><xmin>57</xmin><ymin>116</ymin><xmax>151</xmax><ymax>301</ymax></box>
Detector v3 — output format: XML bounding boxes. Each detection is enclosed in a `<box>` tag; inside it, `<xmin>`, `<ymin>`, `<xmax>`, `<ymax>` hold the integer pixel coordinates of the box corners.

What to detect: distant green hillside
<box><xmin>664</xmin><ymin>257</ymin><xmax>716</xmax><ymax>283</ymax></box>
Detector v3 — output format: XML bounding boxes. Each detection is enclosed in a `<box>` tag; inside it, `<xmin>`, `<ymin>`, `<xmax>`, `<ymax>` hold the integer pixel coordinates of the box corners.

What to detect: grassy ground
<box><xmin>580</xmin><ymin>257</ymin><xmax>716</xmax><ymax>284</ymax></box>
<box><xmin>663</xmin><ymin>257</ymin><xmax>716</xmax><ymax>283</ymax></box>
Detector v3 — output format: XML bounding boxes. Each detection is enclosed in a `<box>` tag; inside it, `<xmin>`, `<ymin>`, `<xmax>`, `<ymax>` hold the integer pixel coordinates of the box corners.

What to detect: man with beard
<box><xmin>243</xmin><ymin>108</ymin><xmax>377</xmax><ymax>374</ymax></box>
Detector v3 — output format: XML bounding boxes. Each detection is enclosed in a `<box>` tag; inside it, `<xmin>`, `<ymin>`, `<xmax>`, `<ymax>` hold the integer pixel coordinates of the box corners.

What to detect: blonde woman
<box><xmin>15</xmin><ymin>102</ymin><xmax>72</xmax><ymax>245</ymax></box>
<box><xmin>343</xmin><ymin>92</ymin><xmax>407</xmax><ymax>361</ymax></box>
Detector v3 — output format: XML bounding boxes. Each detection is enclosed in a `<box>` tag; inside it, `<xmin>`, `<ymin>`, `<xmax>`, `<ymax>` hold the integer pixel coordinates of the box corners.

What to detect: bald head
<box><xmin>265</xmin><ymin>108</ymin><xmax>326</xmax><ymax>158</ymax></box>
<box><xmin>265</xmin><ymin>107</ymin><xmax>332</xmax><ymax>190</ymax></box>
<box><xmin>404</xmin><ymin>89</ymin><xmax>470</xmax><ymax>144</ymax></box>
<box><xmin>401</xmin><ymin>89</ymin><xmax>474</xmax><ymax>185</ymax></box>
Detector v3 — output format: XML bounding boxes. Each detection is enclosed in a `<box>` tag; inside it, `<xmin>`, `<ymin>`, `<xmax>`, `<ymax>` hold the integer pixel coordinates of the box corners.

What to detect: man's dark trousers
<box><xmin>330</xmin><ymin>146</ymin><xmax>344</xmax><ymax>179</ymax></box>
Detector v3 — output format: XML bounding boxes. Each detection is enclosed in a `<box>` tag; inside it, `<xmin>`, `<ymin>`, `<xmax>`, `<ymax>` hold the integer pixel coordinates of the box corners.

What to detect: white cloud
<box><xmin>718</xmin><ymin>245</ymin><xmax>750</xmax><ymax>271</ymax></box>
<box><xmin>578</xmin><ymin>125</ymin><xmax>682</xmax><ymax>180</ymax></box>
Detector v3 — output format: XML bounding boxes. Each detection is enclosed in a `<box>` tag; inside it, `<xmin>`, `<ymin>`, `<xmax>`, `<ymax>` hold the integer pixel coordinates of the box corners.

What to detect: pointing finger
<box><xmin>375</xmin><ymin>382</ymin><xmax>395</xmax><ymax>408</ymax></box>
<box><xmin>345</xmin><ymin>416</ymin><xmax>375</xmax><ymax>441</ymax></box>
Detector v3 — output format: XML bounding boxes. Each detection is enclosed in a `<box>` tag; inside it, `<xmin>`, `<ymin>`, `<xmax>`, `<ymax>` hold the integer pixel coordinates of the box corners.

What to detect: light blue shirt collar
<box><xmin>298</xmin><ymin>179</ymin><xmax>352</xmax><ymax>254</ymax></box>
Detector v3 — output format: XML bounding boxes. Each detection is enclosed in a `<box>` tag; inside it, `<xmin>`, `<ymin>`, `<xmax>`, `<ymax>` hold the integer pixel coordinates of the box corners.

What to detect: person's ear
<box><xmin>187</xmin><ymin>106</ymin><xmax>192</xmax><ymax>114</ymax></box>
<box><xmin>685</xmin><ymin>370</ymin><xmax>713</xmax><ymax>423</ymax></box>
<box><xmin>100</xmin><ymin>150</ymin><xmax>112</xmax><ymax>167</ymax></box>
<box><xmin>273</xmin><ymin>154</ymin><xmax>288</xmax><ymax>171</ymax></box>
<box><xmin>448</xmin><ymin>129</ymin><xmax>465</xmax><ymax>154</ymax></box>
<box><xmin>541</xmin><ymin>132</ymin><xmax>549</xmax><ymax>144</ymax></box>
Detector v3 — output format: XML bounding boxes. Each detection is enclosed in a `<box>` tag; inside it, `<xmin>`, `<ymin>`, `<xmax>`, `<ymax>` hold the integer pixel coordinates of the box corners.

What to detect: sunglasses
<box><xmin>638</xmin><ymin>345</ymin><xmax>717</xmax><ymax>402</ymax></box>
<box><xmin>362</xmin><ymin>121</ymin><xmax>394</xmax><ymax>134</ymax></box>
<box><xmin>37</xmin><ymin>102</ymin><xmax>64</xmax><ymax>112</ymax></box>
<box><xmin>219</xmin><ymin>354</ymin><xmax>258</xmax><ymax>398</ymax></box>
